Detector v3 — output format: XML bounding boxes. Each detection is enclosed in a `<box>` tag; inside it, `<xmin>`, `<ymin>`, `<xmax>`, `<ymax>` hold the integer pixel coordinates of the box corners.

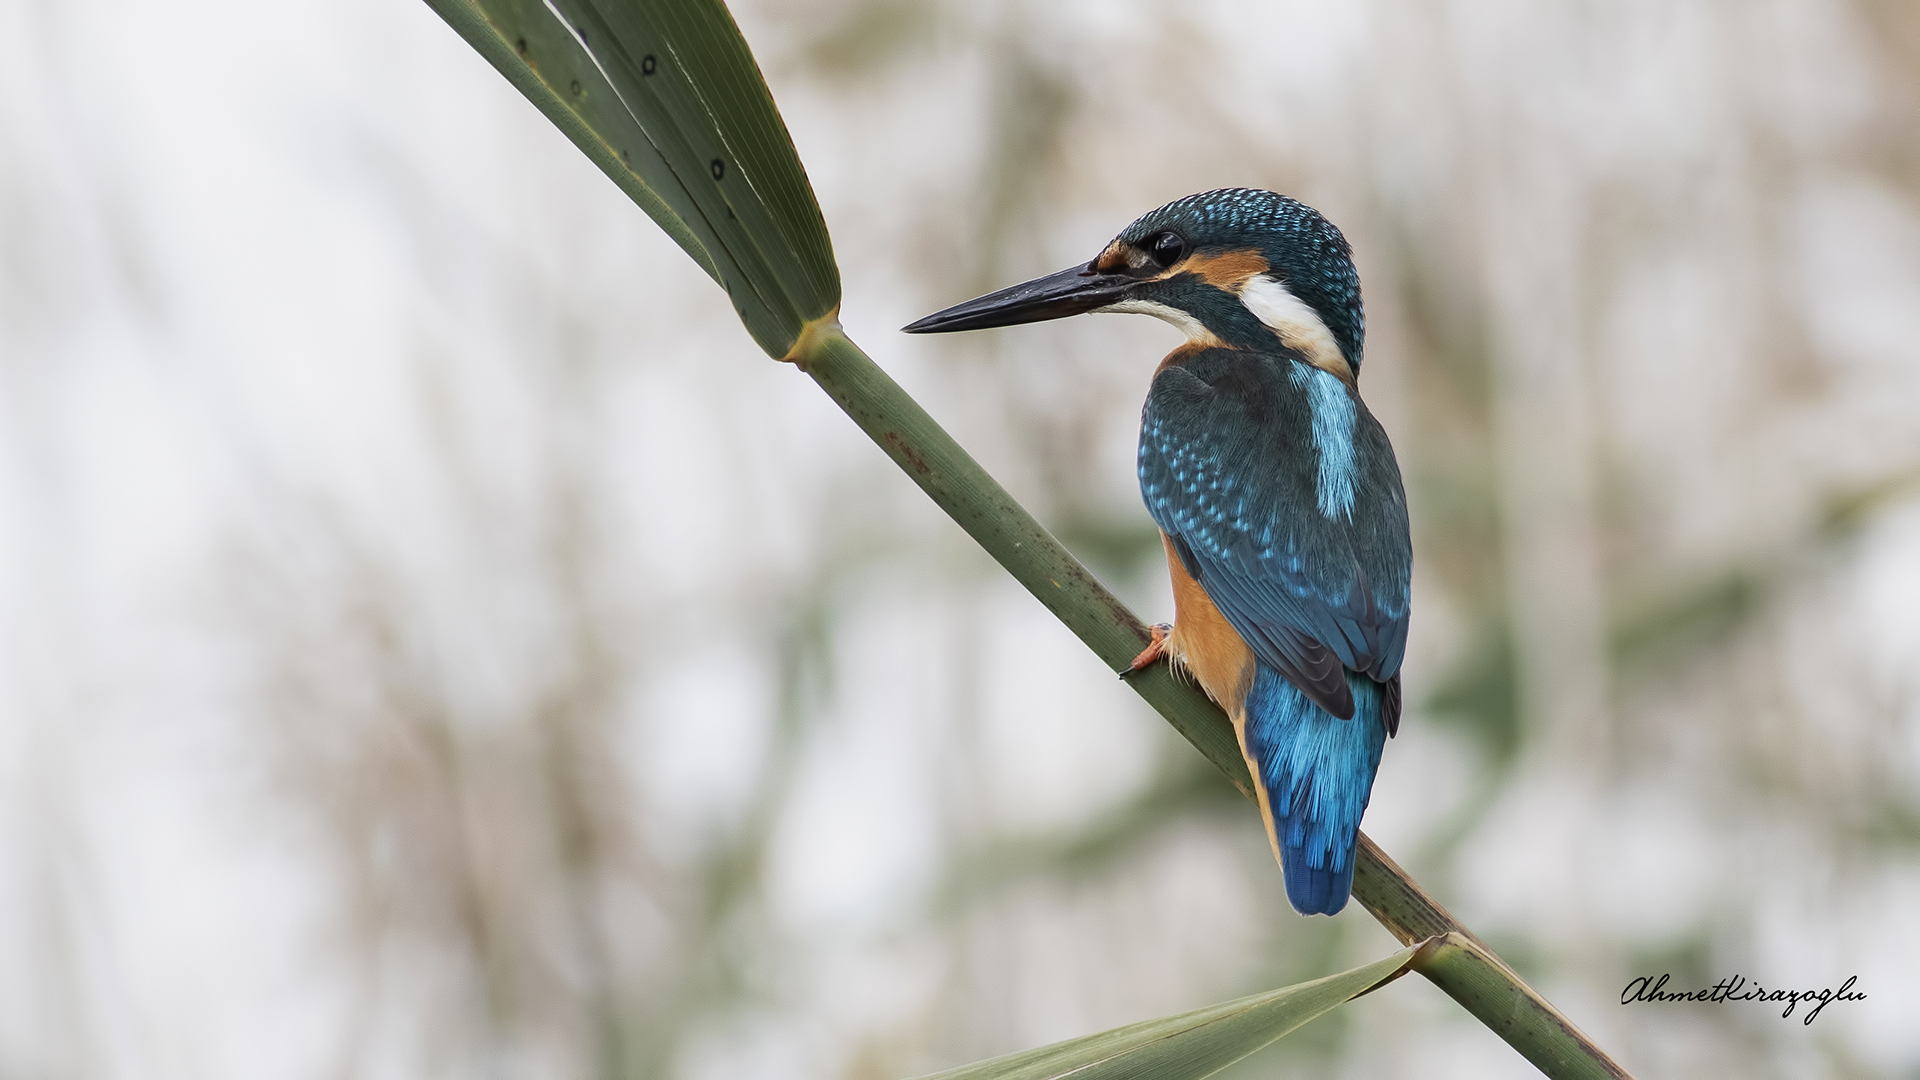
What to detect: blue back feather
<box><xmin>1138</xmin><ymin>348</ymin><xmax>1411</xmax><ymax>710</ymax></box>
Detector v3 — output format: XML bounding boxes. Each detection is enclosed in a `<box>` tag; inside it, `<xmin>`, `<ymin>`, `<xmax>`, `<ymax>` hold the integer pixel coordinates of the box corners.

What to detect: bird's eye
<box><xmin>1148</xmin><ymin>231</ymin><xmax>1187</xmax><ymax>268</ymax></box>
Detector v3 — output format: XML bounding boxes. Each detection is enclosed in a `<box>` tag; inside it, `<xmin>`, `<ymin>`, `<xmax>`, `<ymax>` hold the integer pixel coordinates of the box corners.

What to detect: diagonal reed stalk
<box><xmin>423</xmin><ymin>0</ymin><xmax>1635</xmax><ymax>1075</ymax></box>
<box><xmin>795</xmin><ymin>326</ymin><xmax>1628</xmax><ymax>1080</ymax></box>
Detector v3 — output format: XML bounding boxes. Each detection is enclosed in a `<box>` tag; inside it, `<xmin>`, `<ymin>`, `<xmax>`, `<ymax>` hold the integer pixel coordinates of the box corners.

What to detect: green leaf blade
<box><xmin>912</xmin><ymin>946</ymin><xmax>1416</xmax><ymax>1080</ymax></box>
<box><xmin>428</xmin><ymin>0</ymin><xmax>841</xmax><ymax>357</ymax></box>
<box><xmin>424</xmin><ymin>0</ymin><xmax>726</xmax><ymax>284</ymax></box>
<box><xmin>562</xmin><ymin>0</ymin><xmax>838</xmax><ymax>339</ymax></box>
<box><xmin>651</xmin><ymin>0</ymin><xmax>840</xmax><ymax>310</ymax></box>
<box><xmin>549</xmin><ymin>0</ymin><xmax>801</xmax><ymax>348</ymax></box>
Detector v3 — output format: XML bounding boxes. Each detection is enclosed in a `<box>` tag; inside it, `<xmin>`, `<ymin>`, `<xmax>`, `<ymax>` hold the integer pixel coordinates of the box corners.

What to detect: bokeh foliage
<box><xmin>7</xmin><ymin>0</ymin><xmax>1919</xmax><ymax>1078</ymax></box>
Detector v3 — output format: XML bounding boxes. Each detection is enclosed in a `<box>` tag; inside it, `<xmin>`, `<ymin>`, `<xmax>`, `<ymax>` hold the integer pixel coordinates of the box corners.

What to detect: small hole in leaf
<box><xmin>710</xmin><ymin>158</ymin><xmax>725</xmax><ymax>180</ymax></box>
<box><xmin>515</xmin><ymin>37</ymin><xmax>527</xmax><ymax>55</ymax></box>
<box><xmin>570</xmin><ymin>80</ymin><xmax>581</xmax><ymax>95</ymax></box>
<box><xmin>642</xmin><ymin>54</ymin><xmax>657</xmax><ymax>75</ymax></box>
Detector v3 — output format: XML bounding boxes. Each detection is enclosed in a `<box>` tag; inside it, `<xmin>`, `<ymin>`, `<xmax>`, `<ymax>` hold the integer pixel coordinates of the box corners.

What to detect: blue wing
<box><xmin>1139</xmin><ymin>348</ymin><xmax>1410</xmax><ymax>724</ymax></box>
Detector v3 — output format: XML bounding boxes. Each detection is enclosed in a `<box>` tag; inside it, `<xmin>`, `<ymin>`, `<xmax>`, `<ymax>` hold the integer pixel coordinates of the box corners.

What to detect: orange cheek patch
<box><xmin>1182</xmin><ymin>248</ymin><xmax>1271</xmax><ymax>291</ymax></box>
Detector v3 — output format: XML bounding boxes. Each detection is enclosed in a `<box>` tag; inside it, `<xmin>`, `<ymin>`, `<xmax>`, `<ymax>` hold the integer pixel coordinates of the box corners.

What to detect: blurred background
<box><xmin>4</xmin><ymin>0</ymin><xmax>1920</xmax><ymax>1076</ymax></box>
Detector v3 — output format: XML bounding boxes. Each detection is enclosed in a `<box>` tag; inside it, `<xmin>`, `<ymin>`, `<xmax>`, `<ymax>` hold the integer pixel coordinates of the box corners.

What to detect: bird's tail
<box><xmin>1240</xmin><ymin>665</ymin><xmax>1388</xmax><ymax>915</ymax></box>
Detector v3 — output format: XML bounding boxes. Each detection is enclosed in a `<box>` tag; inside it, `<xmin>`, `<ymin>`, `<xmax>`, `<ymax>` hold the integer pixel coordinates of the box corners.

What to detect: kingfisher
<box><xmin>904</xmin><ymin>189</ymin><xmax>1410</xmax><ymax>915</ymax></box>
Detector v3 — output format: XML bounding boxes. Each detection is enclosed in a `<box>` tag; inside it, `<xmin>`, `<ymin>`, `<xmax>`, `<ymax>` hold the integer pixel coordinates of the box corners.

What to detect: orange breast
<box><xmin>1161</xmin><ymin>532</ymin><xmax>1256</xmax><ymax>718</ymax></box>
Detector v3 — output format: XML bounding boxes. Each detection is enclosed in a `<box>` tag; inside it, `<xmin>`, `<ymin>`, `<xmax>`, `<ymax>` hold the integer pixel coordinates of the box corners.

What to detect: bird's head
<box><xmin>904</xmin><ymin>188</ymin><xmax>1365</xmax><ymax>380</ymax></box>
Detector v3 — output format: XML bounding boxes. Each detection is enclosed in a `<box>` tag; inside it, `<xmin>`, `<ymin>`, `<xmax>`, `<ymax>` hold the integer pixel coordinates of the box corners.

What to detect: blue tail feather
<box><xmin>1243</xmin><ymin>665</ymin><xmax>1388</xmax><ymax>915</ymax></box>
<box><xmin>1280</xmin><ymin>842</ymin><xmax>1354</xmax><ymax>916</ymax></box>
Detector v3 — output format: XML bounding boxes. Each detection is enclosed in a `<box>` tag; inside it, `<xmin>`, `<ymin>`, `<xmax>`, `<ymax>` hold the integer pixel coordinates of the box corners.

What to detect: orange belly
<box><xmin>1161</xmin><ymin>532</ymin><xmax>1255</xmax><ymax>719</ymax></box>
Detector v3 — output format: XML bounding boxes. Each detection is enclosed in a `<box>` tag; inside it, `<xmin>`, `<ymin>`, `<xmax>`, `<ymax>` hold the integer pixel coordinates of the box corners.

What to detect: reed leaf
<box><xmin>911</xmin><ymin>946</ymin><xmax>1416</xmax><ymax>1080</ymax></box>
<box><xmin>423</xmin><ymin>0</ymin><xmax>838</xmax><ymax>357</ymax></box>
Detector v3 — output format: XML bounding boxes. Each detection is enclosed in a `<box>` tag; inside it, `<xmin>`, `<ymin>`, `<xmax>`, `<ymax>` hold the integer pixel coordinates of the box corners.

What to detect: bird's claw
<box><xmin>1125</xmin><ymin>623</ymin><xmax>1174</xmax><ymax>675</ymax></box>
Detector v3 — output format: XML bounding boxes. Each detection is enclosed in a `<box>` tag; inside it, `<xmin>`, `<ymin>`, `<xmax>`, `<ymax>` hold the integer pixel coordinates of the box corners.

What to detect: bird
<box><xmin>903</xmin><ymin>189</ymin><xmax>1410</xmax><ymax>915</ymax></box>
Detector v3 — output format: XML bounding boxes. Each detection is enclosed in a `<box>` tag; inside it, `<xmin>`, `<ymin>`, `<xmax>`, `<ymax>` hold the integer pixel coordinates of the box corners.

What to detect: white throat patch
<box><xmin>1100</xmin><ymin>298</ymin><xmax>1222</xmax><ymax>347</ymax></box>
<box><xmin>1237</xmin><ymin>275</ymin><xmax>1350</xmax><ymax>378</ymax></box>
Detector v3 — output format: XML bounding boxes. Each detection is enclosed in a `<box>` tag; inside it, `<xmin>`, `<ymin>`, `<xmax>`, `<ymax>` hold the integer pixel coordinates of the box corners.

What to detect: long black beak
<box><xmin>902</xmin><ymin>264</ymin><xmax>1134</xmax><ymax>334</ymax></box>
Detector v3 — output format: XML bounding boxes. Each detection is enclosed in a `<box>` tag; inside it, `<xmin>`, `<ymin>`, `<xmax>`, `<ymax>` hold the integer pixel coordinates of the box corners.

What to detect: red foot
<box><xmin>1126</xmin><ymin>623</ymin><xmax>1174</xmax><ymax>673</ymax></box>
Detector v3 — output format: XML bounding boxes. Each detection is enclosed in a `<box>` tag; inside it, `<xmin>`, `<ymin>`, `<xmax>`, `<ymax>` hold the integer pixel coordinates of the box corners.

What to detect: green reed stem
<box><xmin>794</xmin><ymin>325</ymin><xmax>1632</xmax><ymax>1080</ymax></box>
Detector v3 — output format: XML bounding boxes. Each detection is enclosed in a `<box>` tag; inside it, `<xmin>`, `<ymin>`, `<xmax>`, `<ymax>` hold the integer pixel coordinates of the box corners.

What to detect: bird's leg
<box><xmin>1127</xmin><ymin>622</ymin><xmax>1174</xmax><ymax>672</ymax></box>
